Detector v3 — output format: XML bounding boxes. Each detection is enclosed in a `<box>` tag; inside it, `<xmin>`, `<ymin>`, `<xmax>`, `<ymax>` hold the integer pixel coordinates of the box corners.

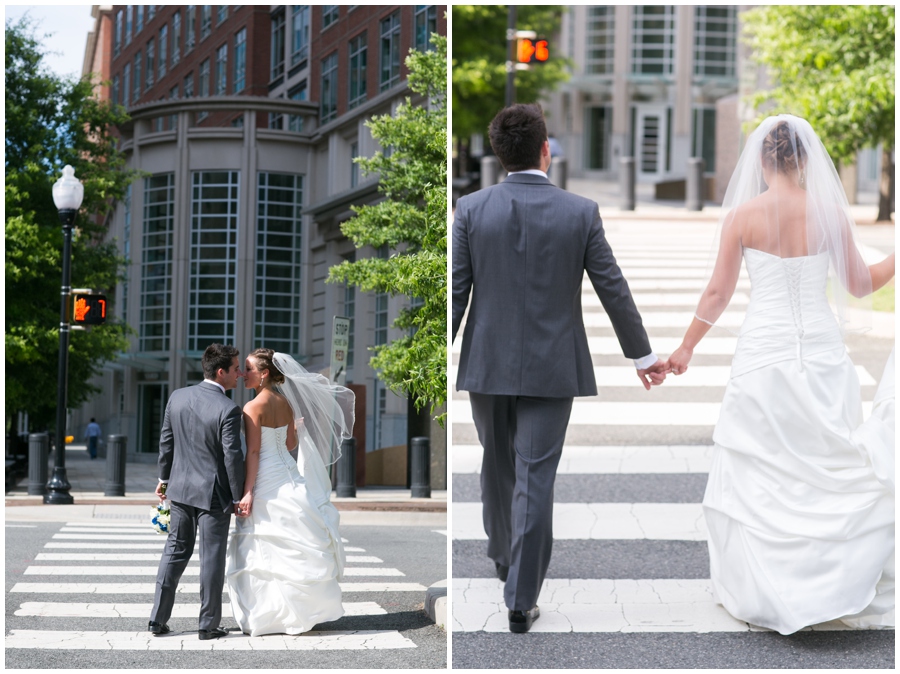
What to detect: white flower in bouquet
<box><xmin>151</xmin><ymin>501</ymin><xmax>171</xmax><ymax>535</ymax></box>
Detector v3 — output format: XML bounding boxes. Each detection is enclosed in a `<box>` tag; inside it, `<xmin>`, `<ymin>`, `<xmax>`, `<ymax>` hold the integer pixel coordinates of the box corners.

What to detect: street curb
<box><xmin>424</xmin><ymin>579</ymin><xmax>447</xmax><ymax>629</ymax></box>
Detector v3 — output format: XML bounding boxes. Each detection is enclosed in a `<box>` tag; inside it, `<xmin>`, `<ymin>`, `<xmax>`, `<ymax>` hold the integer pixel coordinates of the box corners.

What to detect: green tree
<box><xmin>6</xmin><ymin>17</ymin><xmax>135</xmax><ymax>430</ymax></box>
<box><xmin>327</xmin><ymin>34</ymin><xmax>447</xmax><ymax>423</ymax></box>
<box><xmin>452</xmin><ymin>5</ymin><xmax>569</xmax><ymax>161</ymax></box>
<box><xmin>743</xmin><ymin>5</ymin><xmax>895</xmax><ymax>221</ymax></box>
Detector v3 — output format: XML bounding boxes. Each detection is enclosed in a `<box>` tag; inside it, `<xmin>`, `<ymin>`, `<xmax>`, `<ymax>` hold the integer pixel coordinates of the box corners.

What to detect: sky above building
<box><xmin>5</xmin><ymin>5</ymin><xmax>95</xmax><ymax>80</ymax></box>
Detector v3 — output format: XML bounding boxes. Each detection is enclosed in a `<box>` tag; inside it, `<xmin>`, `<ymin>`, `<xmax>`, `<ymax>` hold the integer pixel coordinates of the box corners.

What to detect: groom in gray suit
<box><xmin>148</xmin><ymin>343</ymin><xmax>246</xmax><ymax>640</ymax></box>
<box><xmin>452</xmin><ymin>104</ymin><xmax>667</xmax><ymax>633</ymax></box>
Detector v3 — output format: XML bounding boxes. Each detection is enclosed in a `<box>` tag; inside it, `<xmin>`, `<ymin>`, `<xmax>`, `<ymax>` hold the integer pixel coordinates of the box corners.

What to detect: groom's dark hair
<box><xmin>488</xmin><ymin>103</ymin><xmax>547</xmax><ymax>172</ymax></box>
<box><xmin>202</xmin><ymin>343</ymin><xmax>240</xmax><ymax>379</ymax></box>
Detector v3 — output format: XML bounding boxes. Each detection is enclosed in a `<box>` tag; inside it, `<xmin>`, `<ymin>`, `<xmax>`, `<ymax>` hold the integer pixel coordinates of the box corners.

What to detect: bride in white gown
<box><xmin>225</xmin><ymin>348</ymin><xmax>355</xmax><ymax>636</ymax></box>
<box><xmin>666</xmin><ymin>115</ymin><xmax>895</xmax><ymax>635</ymax></box>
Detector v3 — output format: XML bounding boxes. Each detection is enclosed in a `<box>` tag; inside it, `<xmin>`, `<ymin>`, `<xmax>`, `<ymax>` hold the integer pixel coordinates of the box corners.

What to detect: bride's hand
<box><xmin>667</xmin><ymin>345</ymin><xmax>693</xmax><ymax>376</ymax></box>
<box><xmin>237</xmin><ymin>492</ymin><xmax>253</xmax><ymax>518</ymax></box>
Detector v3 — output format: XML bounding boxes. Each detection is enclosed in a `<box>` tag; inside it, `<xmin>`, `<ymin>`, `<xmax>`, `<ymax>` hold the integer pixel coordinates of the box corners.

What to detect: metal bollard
<box><xmin>549</xmin><ymin>157</ymin><xmax>568</xmax><ymax>191</ymax></box>
<box><xmin>27</xmin><ymin>433</ymin><xmax>49</xmax><ymax>496</ymax></box>
<box><xmin>686</xmin><ymin>157</ymin><xmax>705</xmax><ymax>211</ymax></box>
<box><xmin>104</xmin><ymin>434</ymin><xmax>127</xmax><ymax>497</ymax></box>
<box><xmin>410</xmin><ymin>436</ymin><xmax>431</xmax><ymax>498</ymax></box>
<box><xmin>480</xmin><ymin>155</ymin><xmax>500</xmax><ymax>189</ymax></box>
<box><xmin>336</xmin><ymin>437</ymin><xmax>357</xmax><ymax>498</ymax></box>
<box><xmin>619</xmin><ymin>157</ymin><xmax>636</xmax><ymax>211</ymax></box>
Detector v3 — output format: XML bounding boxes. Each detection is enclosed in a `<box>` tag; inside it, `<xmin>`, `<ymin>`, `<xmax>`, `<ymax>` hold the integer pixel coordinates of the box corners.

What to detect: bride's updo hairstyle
<box><xmin>250</xmin><ymin>347</ymin><xmax>285</xmax><ymax>385</ymax></box>
<box><xmin>761</xmin><ymin>120</ymin><xmax>807</xmax><ymax>174</ymax></box>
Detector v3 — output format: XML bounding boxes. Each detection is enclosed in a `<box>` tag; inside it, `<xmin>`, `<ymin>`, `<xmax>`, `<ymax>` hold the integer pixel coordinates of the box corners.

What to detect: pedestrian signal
<box><xmin>73</xmin><ymin>294</ymin><xmax>107</xmax><ymax>325</ymax></box>
<box><xmin>517</xmin><ymin>38</ymin><xmax>549</xmax><ymax>64</ymax></box>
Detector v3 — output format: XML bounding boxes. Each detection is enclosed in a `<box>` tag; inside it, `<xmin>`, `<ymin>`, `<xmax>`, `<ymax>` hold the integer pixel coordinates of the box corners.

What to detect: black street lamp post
<box><xmin>45</xmin><ymin>165</ymin><xmax>84</xmax><ymax>505</ymax></box>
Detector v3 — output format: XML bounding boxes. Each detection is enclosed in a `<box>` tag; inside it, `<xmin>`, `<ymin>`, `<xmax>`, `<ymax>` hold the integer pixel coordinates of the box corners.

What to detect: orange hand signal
<box><xmin>74</xmin><ymin>298</ymin><xmax>89</xmax><ymax>322</ymax></box>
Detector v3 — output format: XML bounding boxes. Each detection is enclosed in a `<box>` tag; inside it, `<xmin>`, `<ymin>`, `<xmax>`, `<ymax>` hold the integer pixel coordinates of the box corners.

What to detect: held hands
<box><xmin>236</xmin><ymin>492</ymin><xmax>253</xmax><ymax>518</ymax></box>
<box><xmin>665</xmin><ymin>344</ymin><xmax>693</xmax><ymax>376</ymax></box>
<box><xmin>637</xmin><ymin>358</ymin><xmax>669</xmax><ymax>390</ymax></box>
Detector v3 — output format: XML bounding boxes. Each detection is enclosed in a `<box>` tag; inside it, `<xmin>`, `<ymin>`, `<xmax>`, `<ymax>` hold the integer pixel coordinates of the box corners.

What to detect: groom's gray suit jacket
<box><xmin>452</xmin><ymin>173</ymin><xmax>650</xmax><ymax>396</ymax></box>
<box><xmin>158</xmin><ymin>381</ymin><xmax>245</xmax><ymax>513</ymax></box>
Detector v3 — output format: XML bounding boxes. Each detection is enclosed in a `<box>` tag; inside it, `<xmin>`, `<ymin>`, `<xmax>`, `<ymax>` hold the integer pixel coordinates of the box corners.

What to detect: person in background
<box><xmin>84</xmin><ymin>418</ymin><xmax>102</xmax><ymax>460</ymax></box>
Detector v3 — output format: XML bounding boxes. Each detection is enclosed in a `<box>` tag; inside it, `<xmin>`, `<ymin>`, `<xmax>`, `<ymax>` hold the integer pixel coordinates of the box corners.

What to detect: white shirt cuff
<box><xmin>158</xmin><ymin>479</ymin><xmax>168</xmax><ymax>484</ymax></box>
<box><xmin>633</xmin><ymin>352</ymin><xmax>659</xmax><ymax>370</ymax></box>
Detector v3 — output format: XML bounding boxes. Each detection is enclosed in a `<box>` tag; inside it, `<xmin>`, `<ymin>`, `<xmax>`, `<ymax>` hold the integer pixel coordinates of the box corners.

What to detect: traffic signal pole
<box><xmin>505</xmin><ymin>5</ymin><xmax>517</xmax><ymax>107</ymax></box>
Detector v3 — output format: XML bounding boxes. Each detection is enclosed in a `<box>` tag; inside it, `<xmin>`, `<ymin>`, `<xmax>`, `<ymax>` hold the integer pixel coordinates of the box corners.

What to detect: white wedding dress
<box><xmin>225</xmin><ymin>424</ymin><xmax>345</xmax><ymax>636</ymax></box>
<box><xmin>703</xmin><ymin>247</ymin><xmax>895</xmax><ymax>635</ymax></box>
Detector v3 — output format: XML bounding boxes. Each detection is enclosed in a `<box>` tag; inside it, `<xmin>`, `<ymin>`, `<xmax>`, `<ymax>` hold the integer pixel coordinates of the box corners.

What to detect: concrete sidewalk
<box><xmin>6</xmin><ymin>444</ymin><xmax>446</xmax><ymax>515</ymax></box>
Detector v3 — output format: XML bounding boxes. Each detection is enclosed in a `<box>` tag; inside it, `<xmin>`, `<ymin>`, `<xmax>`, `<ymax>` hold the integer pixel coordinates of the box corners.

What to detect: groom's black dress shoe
<box><xmin>508</xmin><ymin>606</ymin><xmax>540</xmax><ymax>633</ymax></box>
<box><xmin>495</xmin><ymin>562</ymin><xmax>509</xmax><ymax>582</ymax></box>
<box><xmin>148</xmin><ymin>621</ymin><xmax>170</xmax><ymax>635</ymax></box>
<box><xmin>198</xmin><ymin>627</ymin><xmax>228</xmax><ymax>641</ymax></box>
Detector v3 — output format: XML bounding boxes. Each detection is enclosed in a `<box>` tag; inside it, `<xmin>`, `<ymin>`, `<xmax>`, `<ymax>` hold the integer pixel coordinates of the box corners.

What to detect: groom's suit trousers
<box><xmin>470</xmin><ymin>392</ymin><xmax>574</xmax><ymax>612</ymax></box>
<box><xmin>151</xmin><ymin>496</ymin><xmax>231</xmax><ymax>630</ymax></box>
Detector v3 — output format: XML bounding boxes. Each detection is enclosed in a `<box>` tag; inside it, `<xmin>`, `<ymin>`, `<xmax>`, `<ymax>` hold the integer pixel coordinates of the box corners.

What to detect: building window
<box><xmin>159</xmin><ymin>26</ymin><xmax>168</xmax><ymax>79</ymax></box>
<box><xmin>217</xmin><ymin>6</ymin><xmax>227</xmax><ymax>24</ymax></box>
<box><xmin>141</xmin><ymin>174</ymin><xmax>175</xmax><ymax>352</ymax></box>
<box><xmin>586</xmin><ymin>6</ymin><xmax>615</xmax><ymax>75</ymax></box>
<box><xmin>587</xmin><ymin>106</ymin><xmax>612</xmax><ymax>170</ymax></box>
<box><xmin>233</xmin><ymin>28</ymin><xmax>246</xmax><ymax>93</ymax></box>
<box><xmin>122</xmin><ymin>183</ymin><xmax>132</xmax><ymax>321</ymax></box>
<box><xmin>694</xmin><ymin>6</ymin><xmax>736</xmax><ymax>78</ymax></box>
<box><xmin>112</xmin><ymin>74</ymin><xmax>120</xmax><ymax>107</ymax></box>
<box><xmin>201</xmin><ymin>5</ymin><xmax>212</xmax><ymax>40</ymax></box>
<box><xmin>199</xmin><ymin>58</ymin><xmax>210</xmax><ymax>96</ymax></box>
<box><xmin>380</xmin><ymin>11</ymin><xmax>401</xmax><ymax>91</ymax></box>
<box><xmin>632</xmin><ymin>5</ymin><xmax>676</xmax><ymax>76</ymax></box>
<box><xmin>135</xmin><ymin>5</ymin><xmax>144</xmax><ymax>33</ymax></box>
<box><xmin>322</xmin><ymin>6</ymin><xmax>339</xmax><ymax>29</ymax></box>
<box><xmin>255</xmin><ymin>172</ymin><xmax>303</xmax><ymax>355</ymax></box>
<box><xmin>216</xmin><ymin>43</ymin><xmax>227</xmax><ymax>95</ymax></box>
<box><xmin>146</xmin><ymin>39</ymin><xmax>155</xmax><ymax>89</ymax></box>
<box><xmin>348</xmin><ymin>32</ymin><xmax>367</xmax><ymax>109</ymax></box>
<box><xmin>188</xmin><ymin>171</ymin><xmax>240</xmax><ymax>352</ymax></box>
<box><xmin>288</xmin><ymin>81</ymin><xmax>307</xmax><ymax>132</ymax></box>
<box><xmin>271</xmin><ymin>11</ymin><xmax>286</xmax><ymax>80</ymax></box>
<box><xmin>269</xmin><ymin>111</ymin><xmax>284</xmax><ymax>130</ymax></box>
<box><xmin>232</xmin><ymin>115</ymin><xmax>244</xmax><ymax>128</ymax></box>
<box><xmin>123</xmin><ymin>64</ymin><xmax>131</xmax><ymax>107</ymax></box>
<box><xmin>692</xmin><ymin>106</ymin><xmax>716</xmax><ymax>172</ymax></box>
<box><xmin>414</xmin><ymin>5</ymin><xmax>437</xmax><ymax>52</ymax></box>
<box><xmin>125</xmin><ymin>6</ymin><xmax>133</xmax><ymax>45</ymax></box>
<box><xmin>172</xmin><ymin>12</ymin><xmax>181</xmax><ymax>65</ymax></box>
<box><xmin>115</xmin><ymin>10</ymin><xmax>123</xmax><ymax>57</ymax></box>
<box><xmin>168</xmin><ymin>85</ymin><xmax>179</xmax><ymax>130</ymax></box>
<box><xmin>291</xmin><ymin>5</ymin><xmax>310</xmax><ymax>66</ymax></box>
<box><xmin>184</xmin><ymin>72</ymin><xmax>194</xmax><ymax>98</ymax></box>
<box><xmin>350</xmin><ymin>141</ymin><xmax>360</xmax><ymax>188</ymax></box>
<box><xmin>375</xmin><ymin>244</ymin><xmax>390</xmax><ymax>347</ymax></box>
<box><xmin>133</xmin><ymin>51</ymin><xmax>142</xmax><ymax>102</ymax></box>
<box><xmin>320</xmin><ymin>51</ymin><xmax>338</xmax><ymax>124</ymax></box>
<box><xmin>147</xmin><ymin>6</ymin><xmax>156</xmax><ymax>22</ymax></box>
<box><xmin>186</xmin><ymin>5</ymin><xmax>196</xmax><ymax>53</ymax></box>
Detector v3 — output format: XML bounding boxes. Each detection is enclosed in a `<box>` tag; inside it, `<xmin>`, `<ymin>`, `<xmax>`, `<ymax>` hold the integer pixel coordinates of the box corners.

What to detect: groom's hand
<box><xmin>155</xmin><ymin>482</ymin><xmax>166</xmax><ymax>502</ymax></box>
<box><xmin>637</xmin><ymin>359</ymin><xmax>667</xmax><ymax>390</ymax></box>
<box><xmin>236</xmin><ymin>492</ymin><xmax>253</xmax><ymax>518</ymax></box>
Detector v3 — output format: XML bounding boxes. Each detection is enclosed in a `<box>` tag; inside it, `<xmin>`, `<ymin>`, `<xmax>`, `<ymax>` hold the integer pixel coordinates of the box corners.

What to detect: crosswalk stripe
<box><xmin>5</xmin><ymin>629</ymin><xmax>417</xmax><ymax>650</ymax></box>
<box><xmin>34</xmin><ymin>553</ymin><xmax>387</xmax><ymax>563</ymax></box>
<box><xmin>23</xmin><ymin>566</ymin><xmax>406</xmax><ymax>577</ymax></box>
<box><xmin>450</xmin><ymin>578</ymin><xmax>856</xmax><ymax>633</ymax></box>
<box><xmin>453</xmin><ymin>503</ymin><xmax>706</xmax><ymax>541</ymax></box>
<box><xmin>64</xmin><ymin>522</ymin><xmax>150</xmax><ymax>528</ymax></box>
<box><xmin>14</xmin><ymin>601</ymin><xmax>387</xmax><ymax>618</ymax></box>
<box><xmin>10</xmin><ymin>582</ymin><xmax>428</xmax><ymax>594</ymax></box>
<box><xmin>453</xmin><ymin>401</ymin><xmax>720</xmax><ymax>426</ymax></box>
<box><xmin>451</xmin><ymin>445</ymin><xmax>714</xmax><ymax>475</ymax></box>
<box><xmin>52</xmin><ymin>534</ymin><xmax>165</xmax><ymax>541</ymax></box>
<box><xmin>601</xmin><ymin>280</ymin><xmax>749</xmax><ymax>291</ymax></box>
<box><xmin>44</xmin><ymin>543</ymin><xmax>165</xmax><ymax>550</ymax></box>
<box><xmin>588</xmin><ymin>293</ymin><xmax>748</xmax><ymax>308</ymax></box>
<box><xmin>581</xmin><ymin>311</ymin><xmax>744</xmax><ymax>328</ymax></box>
<box><xmin>452</xmin><ymin>336</ymin><xmax>738</xmax><ymax>356</ymax></box>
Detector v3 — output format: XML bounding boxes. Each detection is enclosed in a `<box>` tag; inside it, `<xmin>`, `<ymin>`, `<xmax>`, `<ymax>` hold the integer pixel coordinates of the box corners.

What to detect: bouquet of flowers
<box><xmin>151</xmin><ymin>483</ymin><xmax>170</xmax><ymax>535</ymax></box>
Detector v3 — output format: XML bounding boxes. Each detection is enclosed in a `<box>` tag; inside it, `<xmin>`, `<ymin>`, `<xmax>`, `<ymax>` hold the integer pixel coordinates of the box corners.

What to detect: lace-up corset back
<box><xmin>260</xmin><ymin>425</ymin><xmax>289</xmax><ymax>454</ymax></box>
<box><xmin>731</xmin><ymin>247</ymin><xmax>843</xmax><ymax>376</ymax></box>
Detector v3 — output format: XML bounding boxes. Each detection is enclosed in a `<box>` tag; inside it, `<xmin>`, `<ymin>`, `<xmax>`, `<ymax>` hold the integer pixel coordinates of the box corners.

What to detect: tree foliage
<box><xmin>743</xmin><ymin>5</ymin><xmax>894</xmax><ymax>218</ymax></box>
<box><xmin>452</xmin><ymin>5</ymin><xmax>569</xmax><ymax>141</ymax></box>
<box><xmin>6</xmin><ymin>17</ymin><xmax>135</xmax><ymax>429</ymax></box>
<box><xmin>327</xmin><ymin>34</ymin><xmax>447</xmax><ymax>423</ymax></box>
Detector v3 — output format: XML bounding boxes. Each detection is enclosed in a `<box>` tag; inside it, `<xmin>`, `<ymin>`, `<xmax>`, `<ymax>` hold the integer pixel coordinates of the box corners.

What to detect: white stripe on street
<box><xmin>4</xmin><ymin>629</ymin><xmax>417</xmax><ymax>650</ymax></box>
<box><xmin>345</xmin><ymin>556</ymin><xmax>383</xmax><ymax>564</ymax></box>
<box><xmin>452</xmin><ymin>365</ymin><xmax>876</xmax><ymax>389</ymax></box>
<box><xmin>582</xmin><ymin>310</ymin><xmax>744</xmax><ymax>329</ymax></box>
<box><xmin>452</xmin><ymin>401</ymin><xmax>721</xmax><ymax>427</ymax></box>
<box><xmin>52</xmin><ymin>534</ymin><xmax>165</xmax><ymax>541</ymax></box>
<box><xmin>451</xmin><ymin>445</ymin><xmax>714</xmax><ymax>475</ymax></box>
<box><xmin>613</xmin><ymin>258</ymin><xmax>726</xmax><ymax>268</ymax></box>
<box><xmin>345</xmin><ymin>547</ymin><xmax>366</xmax><ymax>553</ymax></box>
<box><xmin>6</xmin><ymin>525</ymin><xmax>38</xmax><ymax>528</ymax></box>
<box><xmin>14</xmin><ymin>601</ymin><xmax>386</xmax><ymax>618</ymax></box>
<box><xmin>599</xmin><ymin>280</ymin><xmax>748</xmax><ymax>291</ymax></box>
<box><xmin>24</xmin><ymin>566</ymin><xmax>406</xmax><ymax>577</ymax></box>
<box><xmin>44</xmin><ymin>543</ymin><xmax>165</xmax><ymax>550</ymax></box>
<box><xmin>584</xmin><ymin>293</ymin><xmax>749</xmax><ymax>308</ymax></box>
<box><xmin>452</xmin><ymin>503</ymin><xmax>706</xmax><ymax>541</ymax></box>
<box><xmin>451</xmin><ymin>578</ymin><xmax>852</xmax><ymax>633</ymax></box>
<box><xmin>452</xmin><ymin>336</ymin><xmax>738</xmax><ymax>356</ymax></box>
<box><xmin>10</xmin><ymin>582</ymin><xmax>428</xmax><ymax>593</ymax></box>
<box><xmin>60</xmin><ymin>526</ymin><xmax>150</xmax><ymax>532</ymax></box>
<box><xmin>64</xmin><ymin>522</ymin><xmax>154</xmax><ymax>528</ymax></box>
<box><xmin>36</xmin><ymin>554</ymin><xmax>163</xmax><ymax>562</ymax></box>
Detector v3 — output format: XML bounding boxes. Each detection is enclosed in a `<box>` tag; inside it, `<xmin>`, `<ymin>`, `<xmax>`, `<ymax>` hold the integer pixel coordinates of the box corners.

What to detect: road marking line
<box><xmin>14</xmin><ymin>601</ymin><xmax>386</xmax><ymax>618</ymax></box>
<box><xmin>345</xmin><ymin>556</ymin><xmax>383</xmax><ymax>564</ymax></box>
<box><xmin>4</xmin><ymin>629</ymin><xmax>417</xmax><ymax>650</ymax></box>
<box><xmin>451</xmin><ymin>578</ymin><xmax>854</xmax><ymax>633</ymax></box>
<box><xmin>44</xmin><ymin>543</ymin><xmax>166</xmax><ymax>550</ymax></box>
<box><xmin>451</xmin><ymin>445</ymin><xmax>714</xmax><ymax>475</ymax></box>
<box><xmin>52</xmin><ymin>534</ymin><xmax>166</xmax><ymax>541</ymax></box>
<box><xmin>23</xmin><ymin>566</ymin><xmax>406</xmax><ymax>577</ymax></box>
<box><xmin>10</xmin><ymin>582</ymin><xmax>428</xmax><ymax>593</ymax></box>
<box><xmin>452</xmin><ymin>503</ymin><xmax>706</xmax><ymax>541</ymax></box>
